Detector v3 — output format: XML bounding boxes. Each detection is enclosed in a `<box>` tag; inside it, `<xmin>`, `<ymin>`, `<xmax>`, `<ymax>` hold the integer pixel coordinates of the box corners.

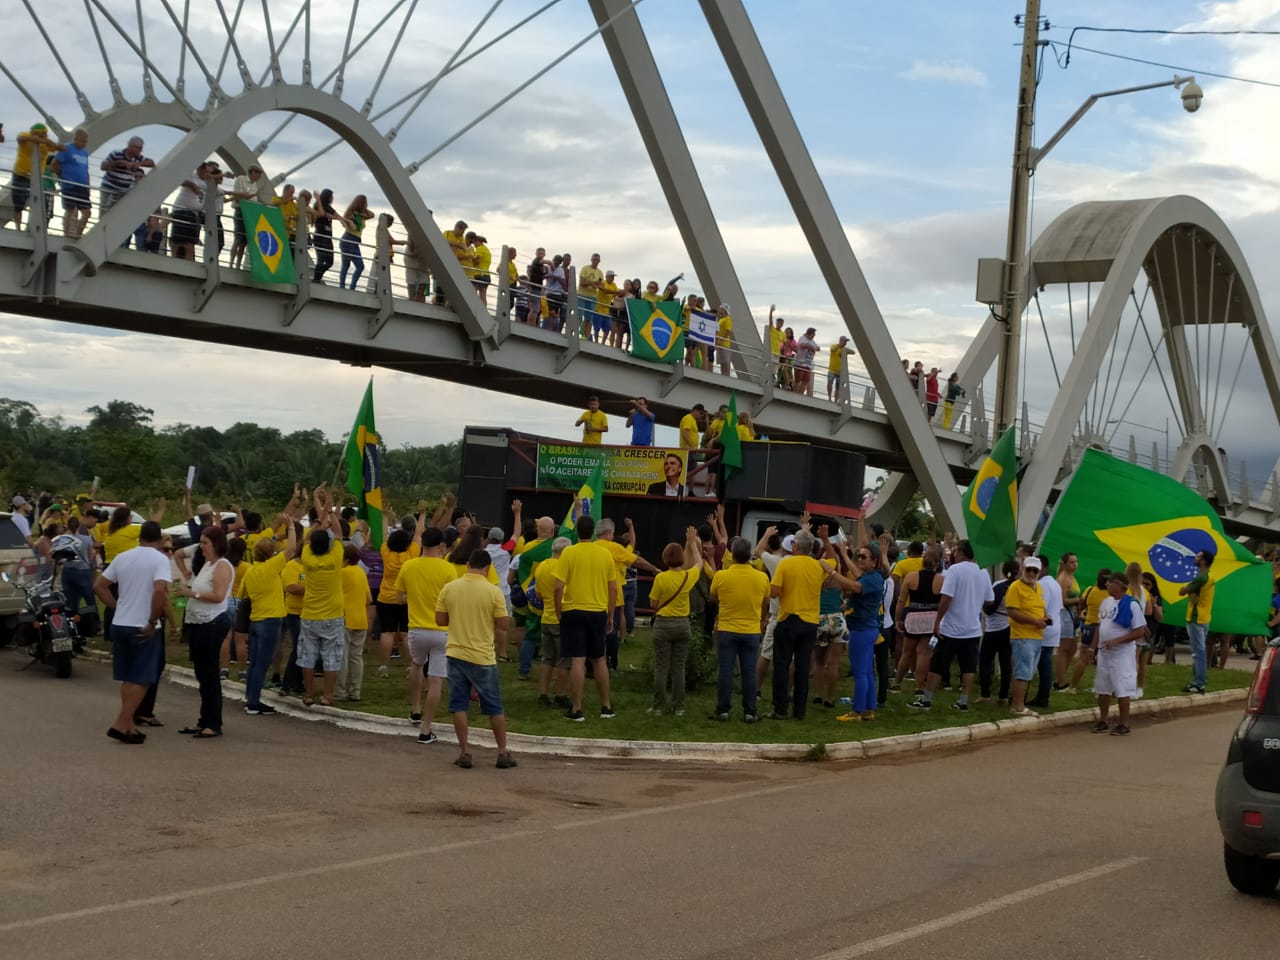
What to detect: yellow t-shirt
<box><xmin>444</xmin><ymin>229</ymin><xmax>469</xmax><ymax>265</ymax></box>
<box><xmin>437</xmin><ymin>574</ymin><xmax>507</xmax><ymax>665</ymax></box>
<box><xmin>281</xmin><ymin>559</ymin><xmax>305</xmax><ymax>615</ymax></box>
<box><xmin>597</xmin><ymin>279</ymin><xmax>619</xmax><ymax>314</ymax></box>
<box><xmin>642</xmin><ymin>291</ymin><xmax>659</xmax><ymax>305</ymax></box>
<box><xmin>300</xmin><ymin>542</ymin><xmax>344</xmax><ymax>620</ymax></box>
<box><xmin>244</xmin><ymin>552</ymin><xmax>288</xmax><ymax>621</ymax></box>
<box><xmin>828</xmin><ymin>345</ymin><xmax>845</xmax><ymax>374</ymax></box>
<box><xmin>1189</xmin><ymin>576</ymin><xmax>1215</xmax><ymax>625</ymax></box>
<box><xmin>14</xmin><ymin>136</ymin><xmax>54</xmax><ymax>177</ymax></box>
<box><xmin>579</xmin><ymin>409</ymin><xmax>608</xmax><ymax>445</ymax></box>
<box><xmin>472</xmin><ymin>243</ymin><xmax>492</xmax><ymax>280</ymax></box>
<box><xmin>679</xmin><ymin>413</ymin><xmax>700</xmax><ymax>449</ymax></box>
<box><xmin>892</xmin><ymin>556</ymin><xmax>923</xmax><ymax>579</ymax></box>
<box><xmin>1005</xmin><ymin>578</ymin><xmax>1046</xmax><ymax>640</ymax></box>
<box><xmin>736</xmin><ymin>423</ymin><xmax>753</xmax><ymax>441</ymax></box>
<box><xmin>536</xmin><ymin>556</ymin><xmax>561</xmax><ymax>625</ymax></box>
<box><xmin>378</xmin><ymin>542</ymin><xmax>422</xmax><ymax>603</ymax></box>
<box><xmin>448</xmin><ymin>562</ymin><xmax>499</xmax><ymax>586</ymax></box>
<box><xmin>507</xmin><ymin>259</ymin><xmax>519</xmax><ymax>286</ymax></box>
<box><xmin>650</xmin><ymin>567</ymin><xmax>699</xmax><ymax>619</ymax></box>
<box><xmin>771</xmin><ymin>555</ymin><xmax>832</xmax><ymax>625</ymax></box>
<box><xmin>102</xmin><ymin>525</ymin><xmax>141</xmax><ymax>563</ymax></box>
<box><xmin>712</xmin><ymin>564</ymin><xmax>771</xmax><ymax>634</ymax></box>
<box><xmin>578</xmin><ymin>264</ymin><xmax>603</xmax><ymax>301</ymax></box>
<box><xmin>707</xmin><ymin>418</ymin><xmax>724</xmax><ymax>441</ymax></box>
<box><xmin>231</xmin><ymin>561</ymin><xmax>250</xmax><ymax>600</ymax></box>
<box><xmin>1082</xmin><ymin>585</ymin><xmax>1106</xmax><ymax>626</ymax></box>
<box><xmin>597</xmin><ymin>538</ymin><xmax>637</xmax><ymax>585</ymax></box>
<box><xmin>555</xmin><ymin>541</ymin><xmax>618</xmax><ymax>613</ymax></box>
<box><xmin>716</xmin><ymin>315</ymin><xmax>732</xmax><ymax>348</ymax></box>
<box><xmin>272</xmin><ymin>197</ymin><xmax>299</xmax><ymax>236</ymax></box>
<box><xmin>769</xmin><ymin>325</ymin><xmax>784</xmax><ymax>357</ymax></box>
<box><xmin>395</xmin><ymin>556</ymin><xmax>457</xmax><ymax>630</ymax></box>
<box><xmin>341</xmin><ymin>565</ymin><xmax>372</xmax><ymax>629</ymax></box>
<box><xmin>244</xmin><ymin>530</ymin><xmax>274</xmax><ymax>560</ymax></box>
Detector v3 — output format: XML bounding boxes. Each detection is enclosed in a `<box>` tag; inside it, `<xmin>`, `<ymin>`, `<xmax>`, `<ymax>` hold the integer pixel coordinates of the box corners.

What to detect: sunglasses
<box><xmin>855</xmin><ymin>552</ymin><xmax>872</xmax><ymax>560</ymax></box>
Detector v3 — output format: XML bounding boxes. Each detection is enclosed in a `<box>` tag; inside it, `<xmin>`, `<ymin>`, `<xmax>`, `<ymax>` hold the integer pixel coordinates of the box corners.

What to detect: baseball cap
<box><xmin>781</xmin><ymin>534</ymin><xmax>796</xmax><ymax>553</ymax></box>
<box><xmin>46</xmin><ymin>502</ymin><xmax>64</xmax><ymax>512</ymax></box>
<box><xmin>195</xmin><ymin>503</ymin><xmax>214</xmax><ymax>515</ymax></box>
<box><xmin>76</xmin><ymin>492</ymin><xmax>92</xmax><ymax>503</ymax></box>
<box><xmin>488</xmin><ymin>526</ymin><xmax>504</xmax><ymax>542</ymax></box>
<box><xmin>1023</xmin><ymin>556</ymin><xmax>1042</xmax><ymax>571</ymax></box>
<box><xmin>11</xmin><ymin>495</ymin><xmax>26</xmax><ymax>507</ymax></box>
<box><xmin>606</xmin><ymin>270</ymin><xmax>616</xmax><ymax>276</ymax></box>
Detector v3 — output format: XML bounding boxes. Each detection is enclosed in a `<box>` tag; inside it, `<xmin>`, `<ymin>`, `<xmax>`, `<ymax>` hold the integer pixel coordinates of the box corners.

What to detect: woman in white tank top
<box><xmin>175</xmin><ymin>526</ymin><xmax>234</xmax><ymax>737</ymax></box>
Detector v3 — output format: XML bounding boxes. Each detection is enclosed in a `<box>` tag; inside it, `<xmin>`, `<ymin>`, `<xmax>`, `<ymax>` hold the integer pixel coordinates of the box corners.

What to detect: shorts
<box><xmin>9</xmin><ymin>174</ymin><xmax>30</xmax><ymax>211</ymax></box>
<box><xmin>233</xmin><ymin>208</ymin><xmax>247</xmax><ymax>244</ymax></box>
<box><xmin>447</xmin><ymin>657</ymin><xmax>504</xmax><ymax>715</ymax></box>
<box><xmin>1080</xmin><ymin>624</ymin><xmax>1097</xmax><ymax>649</ymax></box>
<box><xmin>170</xmin><ymin>209</ymin><xmax>202</xmax><ymax>245</ymax></box>
<box><xmin>471</xmin><ymin>274</ymin><xmax>490</xmax><ymax>289</ymax></box>
<box><xmin>539</xmin><ymin>621</ymin><xmax>569</xmax><ymax>667</ymax></box>
<box><xmin>111</xmin><ymin>624</ymin><xmax>163</xmax><ymax>685</ymax></box>
<box><xmin>1010</xmin><ymin>638</ymin><xmax>1042</xmax><ymax>681</ymax></box>
<box><xmin>405</xmin><ymin>267</ymin><xmax>428</xmax><ymax>289</ymax></box>
<box><xmin>827</xmin><ymin>372</ymin><xmax>840</xmax><ymax>388</ymax></box>
<box><xmin>761</xmin><ymin>616</ymin><xmax>778</xmax><ymax>660</ymax></box>
<box><xmin>297</xmin><ymin>617</ymin><xmax>345</xmax><ymax>672</ymax></box>
<box><xmin>375</xmin><ymin>601</ymin><xmax>408</xmax><ymax>633</ymax></box>
<box><xmin>1093</xmin><ymin>643</ymin><xmax>1138</xmax><ymax>698</ymax></box>
<box><xmin>61</xmin><ymin>184</ymin><xmax>91</xmax><ymax>210</ymax></box>
<box><xmin>407</xmin><ymin>627</ymin><xmax>448</xmax><ymax>677</ymax></box>
<box><xmin>931</xmin><ymin>634</ymin><xmax>980</xmax><ymax>678</ymax></box>
<box><xmin>816</xmin><ymin>611</ymin><xmax>849</xmax><ymax>645</ymax></box>
<box><xmin>593</xmin><ymin>314</ymin><xmax>611</xmax><ymax>336</ymax></box>
<box><xmin>559</xmin><ymin>609</ymin><xmax>607</xmax><ymax>659</ymax></box>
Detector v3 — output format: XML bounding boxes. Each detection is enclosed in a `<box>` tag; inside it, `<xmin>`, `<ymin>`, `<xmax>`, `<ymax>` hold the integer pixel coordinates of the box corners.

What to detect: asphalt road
<box><xmin>0</xmin><ymin>648</ymin><xmax>1274</xmax><ymax>960</ymax></box>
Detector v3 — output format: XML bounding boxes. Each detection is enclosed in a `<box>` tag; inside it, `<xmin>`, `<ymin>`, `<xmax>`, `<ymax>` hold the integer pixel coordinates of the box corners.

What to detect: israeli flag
<box><xmin>688</xmin><ymin>310</ymin><xmax>718</xmax><ymax>346</ymax></box>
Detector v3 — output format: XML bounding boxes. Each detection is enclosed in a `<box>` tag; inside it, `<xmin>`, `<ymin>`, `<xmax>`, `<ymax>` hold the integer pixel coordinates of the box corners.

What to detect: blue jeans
<box><xmin>1187</xmin><ymin>621</ymin><xmax>1208</xmax><ymax>688</ymax></box>
<box><xmin>518</xmin><ymin>616</ymin><xmax>540</xmax><ymax>677</ymax></box>
<box><xmin>715</xmin><ymin>631</ymin><xmax>759</xmax><ymax>715</ymax></box>
<box><xmin>61</xmin><ymin>567</ymin><xmax>94</xmax><ymax>617</ymax></box>
<box><xmin>245</xmin><ymin>617</ymin><xmax>282</xmax><ymax>707</ymax></box>
<box><xmin>847</xmin><ymin>625</ymin><xmax>879</xmax><ymax>713</ymax></box>
<box><xmin>339</xmin><ymin>233</ymin><xmax>363</xmax><ymax>288</ymax></box>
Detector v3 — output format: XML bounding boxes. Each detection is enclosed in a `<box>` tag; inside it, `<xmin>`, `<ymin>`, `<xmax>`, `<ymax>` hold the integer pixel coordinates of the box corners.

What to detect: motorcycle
<box><xmin>1</xmin><ymin>562</ymin><xmax>81</xmax><ymax>679</ymax></box>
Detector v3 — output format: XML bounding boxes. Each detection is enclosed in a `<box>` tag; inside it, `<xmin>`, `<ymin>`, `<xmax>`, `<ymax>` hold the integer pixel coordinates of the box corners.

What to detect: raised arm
<box><xmin>510</xmin><ymin>498</ymin><xmax>523</xmax><ymax>541</ymax></box>
<box><xmin>754</xmin><ymin>524</ymin><xmax>777</xmax><ymax>559</ymax></box>
<box><xmin>682</xmin><ymin>526</ymin><xmax>702</xmax><ymax>570</ymax></box>
<box><xmin>149</xmin><ymin>497</ymin><xmax>167</xmax><ymax>523</ymax></box>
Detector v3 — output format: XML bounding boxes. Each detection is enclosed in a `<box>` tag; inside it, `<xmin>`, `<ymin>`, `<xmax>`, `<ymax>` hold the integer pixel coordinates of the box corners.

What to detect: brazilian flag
<box><xmin>721</xmin><ymin>391</ymin><xmax>743</xmax><ymax>480</ymax></box>
<box><xmin>343</xmin><ymin>380</ymin><xmax>384</xmax><ymax>549</ymax></box>
<box><xmin>559</xmin><ymin>459</ymin><xmax>605</xmax><ymax>540</ymax></box>
<box><xmin>1041</xmin><ymin>449</ymin><xmax>1271</xmax><ymax>634</ymax></box>
<box><xmin>627</xmin><ymin>299</ymin><xmax>684</xmax><ymax>364</ymax></box>
<box><xmin>962</xmin><ymin>425</ymin><xmax>1018</xmax><ymax>568</ymax></box>
<box><xmin>240</xmin><ymin>200</ymin><xmax>295</xmax><ymax>284</ymax></box>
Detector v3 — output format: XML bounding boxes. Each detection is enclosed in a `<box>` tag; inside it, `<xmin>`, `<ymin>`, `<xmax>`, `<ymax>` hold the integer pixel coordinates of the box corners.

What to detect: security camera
<box><xmin>1180</xmin><ymin>79</ymin><xmax>1203</xmax><ymax>114</ymax></box>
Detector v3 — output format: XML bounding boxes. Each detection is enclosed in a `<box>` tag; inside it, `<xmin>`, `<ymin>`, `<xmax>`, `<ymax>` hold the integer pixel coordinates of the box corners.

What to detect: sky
<box><xmin>3</xmin><ymin>0</ymin><xmax>1280</xmax><ymax>487</ymax></box>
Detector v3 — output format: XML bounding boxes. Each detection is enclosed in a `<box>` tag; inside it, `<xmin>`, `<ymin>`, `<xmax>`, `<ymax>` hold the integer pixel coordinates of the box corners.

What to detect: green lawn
<box><xmin>123</xmin><ymin>625</ymin><xmax>1253</xmax><ymax>746</ymax></box>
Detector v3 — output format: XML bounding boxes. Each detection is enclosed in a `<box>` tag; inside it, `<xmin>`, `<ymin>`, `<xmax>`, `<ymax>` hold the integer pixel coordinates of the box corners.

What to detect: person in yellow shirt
<box><xmin>578</xmin><ymin>252</ymin><xmax>604</xmax><ymax>338</ymax></box>
<box><xmin>466</xmin><ymin>230</ymin><xmax>493</xmax><ymax>306</ymax></box>
<box><xmin>715</xmin><ymin>305</ymin><xmax>733</xmax><ymax>376</ymax></box>
<box><xmin>702</xmin><ymin>405</ymin><xmax>729</xmax><ymax>448</ymax></box>
<box><xmin>768</xmin><ymin>529</ymin><xmax>835</xmax><ymax>719</ymax></box>
<box><xmin>575</xmin><ymin>395</ymin><xmax>608</xmax><ymax>444</ymax></box>
<box><xmin>1179</xmin><ymin>549</ymin><xmax>1216</xmax><ymax>694</ymax></box>
<box><xmin>892</xmin><ymin>543</ymin><xmax>924</xmax><ymax>579</ymax></box>
<box><xmin>1004</xmin><ymin>556</ymin><xmax>1049</xmax><ymax>716</ymax></box>
<box><xmin>595</xmin><ymin>517</ymin><xmax>658</xmax><ymax>670</ymax></box>
<box><xmin>241</xmin><ymin>518</ymin><xmax>296</xmax><ymax>714</ymax></box>
<box><xmin>337</xmin><ymin>545</ymin><xmax>372</xmax><ymax>702</ymax></box>
<box><xmin>711</xmin><ymin>537</ymin><xmax>772</xmax><ymax>721</ymax></box>
<box><xmin>10</xmin><ymin>122</ymin><xmax>60</xmax><ymax>229</ymax></box>
<box><xmin>377</xmin><ymin>524</ymin><xmax>423</xmax><ymax>678</ymax></box>
<box><xmin>444</xmin><ymin>219</ymin><xmax>469</xmax><ymax>265</ymax></box>
<box><xmin>679</xmin><ymin>403</ymin><xmax>706</xmax><ymax>449</ymax></box>
<box><xmin>645</xmin><ymin>527</ymin><xmax>703</xmax><ymax>717</ymax></box>
<box><xmin>297</xmin><ymin>495</ymin><xmax>345</xmax><ymax>706</ymax></box>
<box><xmin>735</xmin><ymin>411</ymin><xmax>755</xmax><ymax>442</ymax></box>
<box><xmin>641</xmin><ymin>280</ymin><xmax>660</xmax><ymax>304</ymax></box>
<box><xmin>533</xmin><ymin>537</ymin><xmax>571</xmax><ymax>707</ymax></box>
<box><xmin>272</xmin><ymin>183</ymin><xmax>300</xmax><ymax>242</ymax></box>
<box><xmin>827</xmin><ymin>335</ymin><xmax>851</xmax><ymax>402</ymax></box>
<box><xmin>766</xmin><ymin>305</ymin><xmax>785</xmax><ymax>368</ymax></box>
<box><xmin>274</xmin><ymin>547</ymin><xmax>306</xmax><ymax>694</ymax></box>
<box><xmin>396</xmin><ymin>527</ymin><xmax>456</xmax><ymax>742</ymax></box>
<box><xmin>553</xmin><ymin>515</ymin><xmax>618</xmax><ymax>722</ymax></box>
<box><xmin>596</xmin><ymin>268</ymin><xmax>619</xmax><ymax>344</ymax></box>
<box><xmin>435</xmin><ymin>549</ymin><xmax>516</xmax><ymax>769</ymax></box>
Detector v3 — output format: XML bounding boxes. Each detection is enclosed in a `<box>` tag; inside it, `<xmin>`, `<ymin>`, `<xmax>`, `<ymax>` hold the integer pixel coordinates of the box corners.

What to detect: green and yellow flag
<box><xmin>1040</xmin><ymin>448</ymin><xmax>1271</xmax><ymax>634</ymax></box>
<box><xmin>962</xmin><ymin>425</ymin><xmax>1018</xmax><ymax>568</ymax></box>
<box><xmin>560</xmin><ymin>458</ymin><xmax>605</xmax><ymax>541</ymax></box>
<box><xmin>240</xmin><ymin>200</ymin><xmax>295</xmax><ymax>284</ymax></box>
<box><xmin>343</xmin><ymin>380</ymin><xmax>384</xmax><ymax>549</ymax></box>
<box><xmin>627</xmin><ymin>299</ymin><xmax>685</xmax><ymax>364</ymax></box>
<box><xmin>721</xmin><ymin>392</ymin><xmax>743</xmax><ymax>480</ymax></box>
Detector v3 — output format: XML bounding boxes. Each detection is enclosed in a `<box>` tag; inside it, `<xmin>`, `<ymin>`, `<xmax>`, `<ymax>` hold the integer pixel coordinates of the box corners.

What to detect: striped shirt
<box><xmin>101</xmin><ymin>149</ymin><xmax>148</xmax><ymax>194</ymax></box>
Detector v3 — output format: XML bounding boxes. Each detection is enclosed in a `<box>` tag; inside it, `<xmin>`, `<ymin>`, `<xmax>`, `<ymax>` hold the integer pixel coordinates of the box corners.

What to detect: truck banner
<box><xmin>536</xmin><ymin>444</ymin><xmax>694</xmax><ymax>497</ymax></box>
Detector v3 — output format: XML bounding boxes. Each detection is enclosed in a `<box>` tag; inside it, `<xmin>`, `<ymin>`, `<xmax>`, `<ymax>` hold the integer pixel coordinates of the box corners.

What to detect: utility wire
<box><xmin>1046</xmin><ymin>39</ymin><xmax>1280</xmax><ymax>88</ymax></box>
<box><xmin>1062</xmin><ymin>25</ymin><xmax>1280</xmax><ymax>67</ymax></box>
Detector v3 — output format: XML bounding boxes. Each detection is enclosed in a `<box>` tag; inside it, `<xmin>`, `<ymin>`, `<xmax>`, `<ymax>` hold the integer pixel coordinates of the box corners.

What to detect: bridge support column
<box><xmin>194</xmin><ymin>187</ymin><xmax>222</xmax><ymax>312</ymax></box>
<box><xmin>285</xmin><ymin>224</ymin><xmax>311</xmax><ymax>326</ymax></box>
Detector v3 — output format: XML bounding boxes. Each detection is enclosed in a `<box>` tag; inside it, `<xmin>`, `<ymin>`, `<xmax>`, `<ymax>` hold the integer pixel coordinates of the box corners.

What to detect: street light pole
<box><xmin>993</xmin><ymin>0</ymin><xmax>1042</xmax><ymax>437</ymax></box>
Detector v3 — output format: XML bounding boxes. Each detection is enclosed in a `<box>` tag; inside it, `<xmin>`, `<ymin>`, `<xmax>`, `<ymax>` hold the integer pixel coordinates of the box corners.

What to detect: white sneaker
<box><xmin>377</xmin><ymin>665</ymin><xmax>389</xmax><ymax>678</ymax></box>
<box><xmin>1134</xmin><ymin>687</ymin><xmax>1143</xmax><ymax>700</ymax></box>
<box><xmin>1064</xmin><ymin>687</ymin><xmax>1078</xmax><ymax>695</ymax></box>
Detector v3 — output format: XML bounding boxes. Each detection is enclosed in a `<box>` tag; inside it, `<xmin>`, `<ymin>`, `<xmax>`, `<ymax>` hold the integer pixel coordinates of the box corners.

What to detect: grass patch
<box><xmin>110</xmin><ymin>627</ymin><xmax>1251</xmax><ymax>746</ymax></box>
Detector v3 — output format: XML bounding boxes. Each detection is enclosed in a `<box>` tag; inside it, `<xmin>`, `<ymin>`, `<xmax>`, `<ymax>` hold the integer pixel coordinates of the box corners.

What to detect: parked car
<box><xmin>162</xmin><ymin>512</ymin><xmax>240</xmax><ymax>549</ymax></box>
<box><xmin>1215</xmin><ymin>637</ymin><xmax>1280</xmax><ymax>895</ymax></box>
<box><xmin>0</xmin><ymin>511</ymin><xmax>33</xmax><ymax>645</ymax></box>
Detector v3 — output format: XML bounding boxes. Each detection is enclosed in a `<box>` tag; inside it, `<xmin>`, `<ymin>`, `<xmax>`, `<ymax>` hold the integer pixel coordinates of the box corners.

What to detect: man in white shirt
<box><xmin>1030</xmin><ymin>554</ymin><xmax>1065</xmax><ymax>708</ymax></box>
<box><xmin>908</xmin><ymin>539</ymin><xmax>994</xmax><ymax>711</ymax></box>
<box><xmin>1092</xmin><ymin>573</ymin><xmax>1147</xmax><ymax>736</ymax></box>
<box><xmin>94</xmin><ymin>521</ymin><xmax>172</xmax><ymax>744</ymax></box>
<box><xmin>9</xmin><ymin>495</ymin><xmax>35</xmax><ymax>546</ymax></box>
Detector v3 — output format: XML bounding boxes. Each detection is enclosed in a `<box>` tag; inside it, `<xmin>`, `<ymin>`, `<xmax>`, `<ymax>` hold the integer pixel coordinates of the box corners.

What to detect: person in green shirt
<box><xmin>1179</xmin><ymin>550</ymin><xmax>1215</xmax><ymax>694</ymax></box>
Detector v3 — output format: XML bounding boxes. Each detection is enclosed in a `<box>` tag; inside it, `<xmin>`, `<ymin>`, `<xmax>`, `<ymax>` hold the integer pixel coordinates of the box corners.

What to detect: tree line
<box><xmin>0</xmin><ymin>398</ymin><xmax>461</xmax><ymax>520</ymax></box>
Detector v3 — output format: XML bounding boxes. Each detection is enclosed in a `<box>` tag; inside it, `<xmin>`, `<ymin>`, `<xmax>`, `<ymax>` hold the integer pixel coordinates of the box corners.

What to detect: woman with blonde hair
<box><xmin>338</xmin><ymin>193</ymin><xmax>371</xmax><ymax>289</ymax></box>
<box><xmin>893</xmin><ymin>546</ymin><xmax>944</xmax><ymax>693</ymax></box>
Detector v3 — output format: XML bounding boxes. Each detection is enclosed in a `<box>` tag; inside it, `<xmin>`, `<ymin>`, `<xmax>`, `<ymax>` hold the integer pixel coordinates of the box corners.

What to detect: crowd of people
<box><xmin>10</xmin><ymin>468</ymin><xmax>1277</xmax><ymax>766</ymax></box>
<box><xmin>3</xmin><ymin>126</ymin><xmax>965</xmax><ymax>410</ymax></box>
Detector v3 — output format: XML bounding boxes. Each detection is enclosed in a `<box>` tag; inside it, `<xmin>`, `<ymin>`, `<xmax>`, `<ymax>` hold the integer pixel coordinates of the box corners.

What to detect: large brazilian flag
<box><xmin>343</xmin><ymin>380</ymin><xmax>384</xmax><ymax>549</ymax></box>
<box><xmin>627</xmin><ymin>299</ymin><xmax>684</xmax><ymax>364</ymax></box>
<box><xmin>240</xmin><ymin>201</ymin><xmax>295</xmax><ymax>284</ymax></box>
<box><xmin>1041</xmin><ymin>448</ymin><xmax>1271</xmax><ymax>634</ymax></box>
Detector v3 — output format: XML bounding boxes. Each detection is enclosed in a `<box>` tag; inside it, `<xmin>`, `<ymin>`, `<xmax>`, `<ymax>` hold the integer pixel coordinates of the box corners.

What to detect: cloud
<box><xmin>899</xmin><ymin>59</ymin><xmax>988</xmax><ymax>88</ymax></box>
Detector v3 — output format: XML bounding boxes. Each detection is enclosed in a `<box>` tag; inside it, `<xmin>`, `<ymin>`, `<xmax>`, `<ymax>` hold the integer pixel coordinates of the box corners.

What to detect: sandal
<box><xmin>1009</xmin><ymin>707</ymin><xmax>1039</xmax><ymax>718</ymax></box>
<box><xmin>303</xmin><ymin>697</ymin><xmax>315</xmax><ymax>707</ymax></box>
<box><xmin>454</xmin><ymin>753</ymin><xmax>473</xmax><ymax>769</ymax></box>
<box><xmin>192</xmin><ymin>729</ymin><xmax>222</xmax><ymax>739</ymax></box>
<box><xmin>319</xmin><ymin>697</ymin><xmax>333</xmax><ymax>707</ymax></box>
<box><xmin>135</xmin><ymin>716</ymin><xmax>165</xmax><ymax>727</ymax></box>
<box><xmin>178</xmin><ymin>726</ymin><xmax>205</xmax><ymax>735</ymax></box>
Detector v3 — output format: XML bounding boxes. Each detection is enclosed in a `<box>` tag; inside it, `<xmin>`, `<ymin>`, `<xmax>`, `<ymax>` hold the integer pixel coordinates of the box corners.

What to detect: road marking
<box><xmin>0</xmin><ymin>777</ymin><xmax>816</xmax><ymax>934</ymax></box>
<box><xmin>808</xmin><ymin>856</ymin><xmax>1147</xmax><ymax>959</ymax></box>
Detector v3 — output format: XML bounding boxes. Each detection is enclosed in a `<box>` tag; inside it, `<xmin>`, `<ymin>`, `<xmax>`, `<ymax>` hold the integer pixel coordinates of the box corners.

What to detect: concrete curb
<box><xmin>79</xmin><ymin>649</ymin><xmax>1246</xmax><ymax>762</ymax></box>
